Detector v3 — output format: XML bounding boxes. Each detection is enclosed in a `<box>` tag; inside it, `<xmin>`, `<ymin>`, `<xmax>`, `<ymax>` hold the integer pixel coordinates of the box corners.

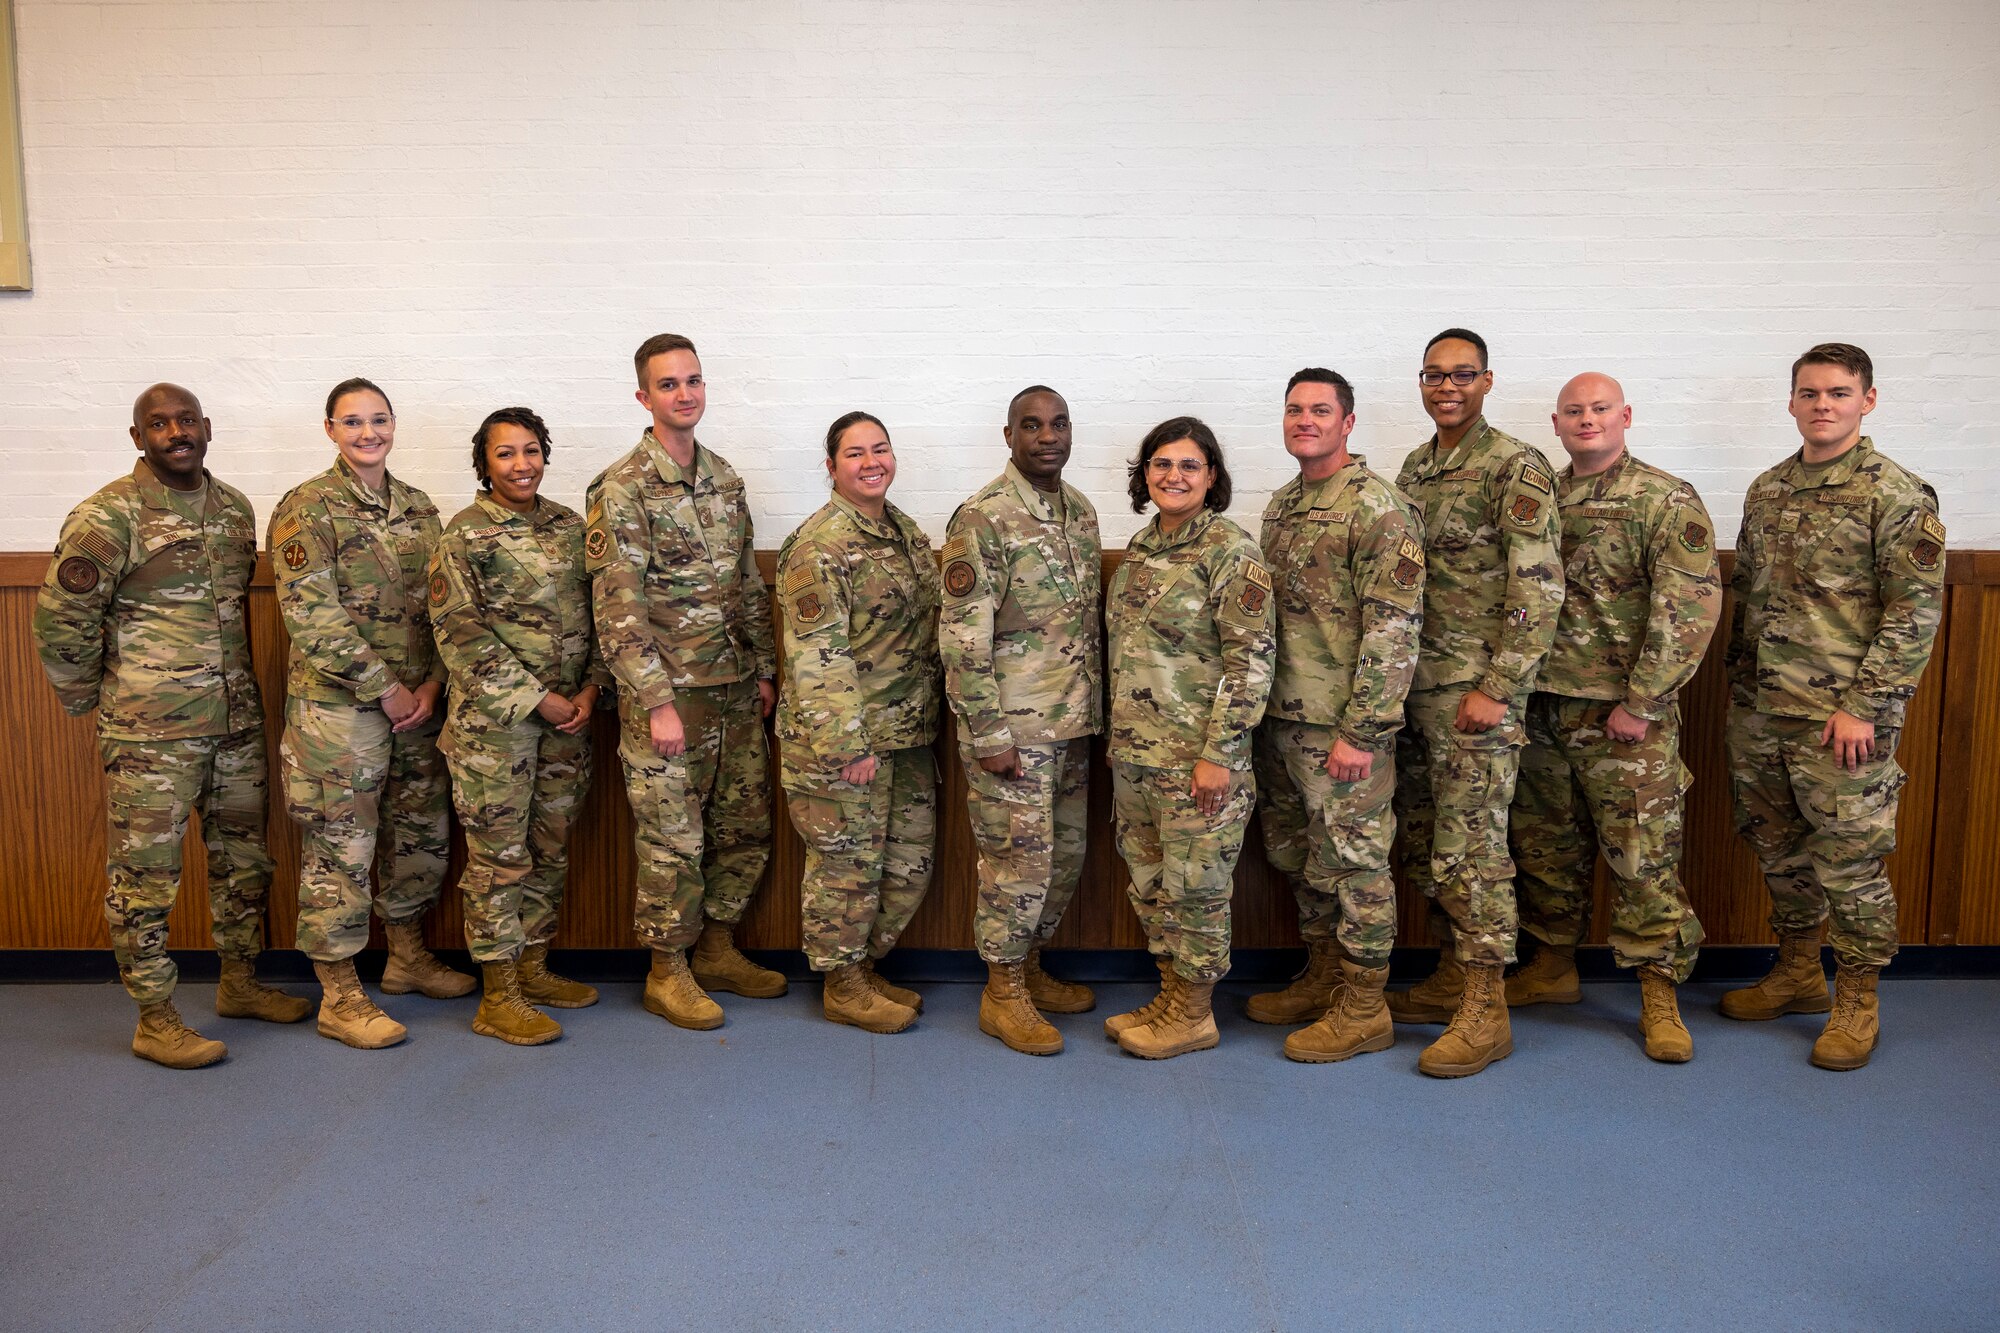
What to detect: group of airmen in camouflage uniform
<box><xmin>36</xmin><ymin>330</ymin><xmax>1942</xmax><ymax>1078</ymax></box>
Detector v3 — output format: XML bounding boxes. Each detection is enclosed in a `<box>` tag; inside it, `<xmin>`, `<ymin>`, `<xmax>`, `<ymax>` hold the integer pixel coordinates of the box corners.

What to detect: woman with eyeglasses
<box><xmin>428</xmin><ymin>408</ymin><xmax>610</xmax><ymax>1045</ymax></box>
<box><xmin>775</xmin><ymin>411</ymin><xmax>941</xmax><ymax>1034</ymax></box>
<box><xmin>268</xmin><ymin>378</ymin><xmax>470</xmax><ymax>1049</ymax></box>
<box><xmin>1102</xmin><ymin>417</ymin><xmax>1276</xmax><ymax>1059</ymax></box>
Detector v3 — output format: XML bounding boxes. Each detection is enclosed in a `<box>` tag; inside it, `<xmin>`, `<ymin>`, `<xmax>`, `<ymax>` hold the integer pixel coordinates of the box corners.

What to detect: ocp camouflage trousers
<box><xmin>963</xmin><ymin>737</ymin><xmax>1091</xmax><ymax>964</ymax></box>
<box><xmin>618</xmin><ymin>679</ymin><xmax>774</xmax><ymax>951</ymax></box>
<box><xmin>1728</xmin><ymin>705</ymin><xmax>1904</xmax><ymax>969</ymax></box>
<box><xmin>444</xmin><ymin>718</ymin><xmax>592</xmax><ymax>964</ymax></box>
<box><xmin>1111</xmin><ymin>759</ymin><xmax>1252</xmax><ymax>984</ymax></box>
<box><xmin>1254</xmin><ymin>720</ymin><xmax>1398</xmax><ymax>968</ymax></box>
<box><xmin>99</xmin><ymin>729</ymin><xmax>274</xmax><ymax>1004</ymax></box>
<box><xmin>1394</xmin><ymin>686</ymin><xmax>1522</xmax><ymax>966</ymax></box>
<box><xmin>788</xmin><ymin>745</ymin><xmax>937</xmax><ymax>972</ymax></box>
<box><xmin>1510</xmin><ymin>693</ymin><xmax>1702</xmax><ymax>980</ymax></box>
<box><xmin>282</xmin><ymin>697</ymin><xmax>450</xmax><ymax>962</ymax></box>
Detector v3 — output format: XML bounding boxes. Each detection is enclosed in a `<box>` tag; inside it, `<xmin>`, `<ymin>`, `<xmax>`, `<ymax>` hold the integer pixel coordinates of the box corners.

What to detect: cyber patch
<box><xmin>1509</xmin><ymin>495</ymin><xmax>1542</xmax><ymax>527</ymax></box>
<box><xmin>1680</xmin><ymin>522</ymin><xmax>1710</xmax><ymax>554</ymax></box>
<box><xmin>57</xmin><ymin>555</ymin><xmax>100</xmax><ymax>594</ymax></box>
<box><xmin>943</xmin><ymin>560</ymin><xmax>977</xmax><ymax>598</ymax></box>
<box><xmin>793</xmin><ymin>591</ymin><xmax>824</xmax><ymax>624</ymax></box>
<box><xmin>1920</xmin><ymin>512</ymin><xmax>1947</xmax><ymax>544</ymax></box>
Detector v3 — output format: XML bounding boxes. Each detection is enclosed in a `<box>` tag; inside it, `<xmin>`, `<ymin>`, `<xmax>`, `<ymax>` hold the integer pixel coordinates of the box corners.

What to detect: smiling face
<box><xmin>1145</xmin><ymin>436</ymin><xmax>1212</xmax><ymax>525</ymax></box>
<box><xmin>828</xmin><ymin>419</ymin><xmax>896</xmax><ymax>508</ymax></box>
<box><xmin>635</xmin><ymin>348</ymin><xmax>706</xmax><ymax>439</ymax></box>
<box><xmin>129</xmin><ymin>384</ymin><xmax>210</xmax><ymax>490</ymax></box>
<box><xmin>1789</xmin><ymin>363</ymin><xmax>1876</xmax><ymax>457</ymax></box>
<box><xmin>1283</xmin><ymin>381</ymin><xmax>1354</xmax><ymax>470</ymax></box>
<box><xmin>1552</xmin><ymin>372</ymin><xmax>1631</xmax><ymax>472</ymax></box>
<box><xmin>483</xmin><ymin>421</ymin><xmax>546</xmax><ymax>511</ymax></box>
<box><xmin>325</xmin><ymin>388</ymin><xmax>396</xmax><ymax>475</ymax></box>
<box><xmin>1420</xmin><ymin>337</ymin><xmax>1492</xmax><ymax>434</ymax></box>
<box><xmin>1005</xmin><ymin>390</ymin><xmax>1071</xmax><ymax>491</ymax></box>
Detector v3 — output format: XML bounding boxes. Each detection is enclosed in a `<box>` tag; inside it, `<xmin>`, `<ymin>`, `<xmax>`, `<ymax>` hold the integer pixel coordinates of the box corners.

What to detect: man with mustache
<box><xmin>35</xmin><ymin>383</ymin><xmax>310</xmax><ymax>1068</ymax></box>
<box><xmin>939</xmin><ymin>385</ymin><xmax>1104</xmax><ymax>1055</ymax></box>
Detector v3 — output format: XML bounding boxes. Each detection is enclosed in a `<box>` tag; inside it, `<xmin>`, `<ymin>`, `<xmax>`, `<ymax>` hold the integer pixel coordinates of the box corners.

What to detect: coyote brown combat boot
<box><xmin>1023</xmin><ymin>946</ymin><xmax>1095</xmax><ymax>1014</ymax></box>
<box><xmin>1637</xmin><ymin>967</ymin><xmax>1693</xmax><ymax>1063</ymax></box>
<box><xmin>379</xmin><ymin>916</ymin><xmax>476</xmax><ymax>999</ymax></box>
<box><xmin>690</xmin><ymin>921</ymin><xmax>787</xmax><ymax>998</ymax></box>
<box><xmin>312</xmin><ymin>958</ymin><xmax>407</xmax><ymax>1049</ymax></box>
<box><xmin>1246</xmin><ymin>938</ymin><xmax>1343</xmax><ymax>1026</ymax></box>
<box><xmin>215</xmin><ymin>956</ymin><xmax>312</xmax><ymax>1023</ymax></box>
<box><xmin>1720</xmin><ymin>930</ymin><xmax>1830</xmax><ymax>1021</ymax></box>
<box><xmin>1810</xmin><ymin>965</ymin><xmax>1881</xmax><ymax>1071</ymax></box>
<box><xmin>516</xmin><ymin>943</ymin><xmax>599</xmax><ymax>1008</ymax></box>
<box><xmin>1104</xmin><ymin>955</ymin><xmax>1176</xmax><ymax>1040</ymax></box>
<box><xmin>472</xmin><ymin>960</ymin><xmax>562</xmax><ymax>1046</ymax></box>
<box><xmin>1117</xmin><ymin>975</ymin><xmax>1219</xmax><ymax>1060</ymax></box>
<box><xmin>1284</xmin><ymin>958</ymin><xmax>1394</xmax><ymax>1063</ymax></box>
<box><xmin>1418</xmin><ymin>960</ymin><xmax>1512</xmax><ymax>1078</ymax></box>
<box><xmin>1505</xmin><ymin>941</ymin><xmax>1582</xmax><ymax>1007</ymax></box>
<box><xmin>132</xmin><ymin>1000</ymin><xmax>227</xmax><ymax>1069</ymax></box>
<box><xmin>642</xmin><ymin>948</ymin><xmax>724</xmax><ymax>1030</ymax></box>
<box><xmin>1387</xmin><ymin>950</ymin><xmax>1465</xmax><ymax>1024</ymax></box>
<box><xmin>861</xmin><ymin>958</ymin><xmax>922</xmax><ymax>1014</ymax></box>
<box><xmin>822</xmin><ymin>962</ymin><xmax>916</xmax><ymax>1034</ymax></box>
<box><xmin>979</xmin><ymin>961</ymin><xmax>1063</xmax><ymax>1055</ymax></box>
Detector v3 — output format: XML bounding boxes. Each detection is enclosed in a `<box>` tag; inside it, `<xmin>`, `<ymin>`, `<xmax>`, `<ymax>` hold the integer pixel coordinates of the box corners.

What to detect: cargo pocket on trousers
<box><xmin>1611</xmin><ymin>773</ymin><xmax>1683</xmax><ymax>879</ymax></box>
<box><xmin>1834</xmin><ymin>766</ymin><xmax>1905</xmax><ymax>824</ymax></box>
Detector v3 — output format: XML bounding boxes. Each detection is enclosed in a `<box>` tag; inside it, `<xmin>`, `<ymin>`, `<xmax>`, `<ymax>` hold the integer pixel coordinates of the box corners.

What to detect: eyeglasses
<box><xmin>1147</xmin><ymin>457</ymin><xmax>1208</xmax><ymax>476</ymax></box>
<box><xmin>330</xmin><ymin>414</ymin><xmax>395</xmax><ymax>432</ymax></box>
<box><xmin>1419</xmin><ymin>370</ymin><xmax>1484</xmax><ymax>388</ymax></box>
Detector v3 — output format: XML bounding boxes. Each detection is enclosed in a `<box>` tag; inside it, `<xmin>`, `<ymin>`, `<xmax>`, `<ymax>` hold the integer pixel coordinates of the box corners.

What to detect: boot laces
<box><xmin>1641</xmin><ymin>977</ymin><xmax>1678</xmax><ymax>1025</ymax></box>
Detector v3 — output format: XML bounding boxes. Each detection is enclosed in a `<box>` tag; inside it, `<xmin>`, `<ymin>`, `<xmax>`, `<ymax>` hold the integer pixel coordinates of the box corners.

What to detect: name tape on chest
<box><xmin>468</xmin><ymin>524</ymin><xmax>508</xmax><ymax>540</ymax></box>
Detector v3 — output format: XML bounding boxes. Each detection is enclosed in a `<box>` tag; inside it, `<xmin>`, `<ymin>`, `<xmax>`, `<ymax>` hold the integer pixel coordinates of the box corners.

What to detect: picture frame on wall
<box><xmin>0</xmin><ymin>0</ymin><xmax>28</xmax><ymax>290</ymax></box>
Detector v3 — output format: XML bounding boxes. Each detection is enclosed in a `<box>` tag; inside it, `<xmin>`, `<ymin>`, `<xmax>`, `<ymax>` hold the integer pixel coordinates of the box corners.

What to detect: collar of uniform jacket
<box><xmin>1779</xmin><ymin>436</ymin><xmax>1875</xmax><ymax>491</ymax></box>
<box><xmin>332</xmin><ymin>453</ymin><xmax>413</xmax><ymax>518</ymax></box>
<box><xmin>1135</xmin><ymin>504</ymin><xmax>1216</xmax><ymax>553</ymax></box>
<box><xmin>1003</xmin><ymin>460</ymin><xmax>1069</xmax><ymax>523</ymax></box>
<box><xmin>472</xmin><ymin>492</ymin><xmax>562</xmax><ymax>530</ymax></box>
<box><xmin>1559</xmin><ymin>448</ymin><xmax>1631</xmax><ymax>498</ymax></box>
<box><xmin>640</xmin><ymin>430</ymin><xmax>711</xmax><ymax>489</ymax></box>
<box><xmin>1287</xmin><ymin>457</ymin><xmax>1370</xmax><ymax>512</ymax></box>
<box><xmin>1416</xmin><ymin>415</ymin><xmax>1494</xmax><ymax>477</ymax></box>
<box><xmin>129</xmin><ymin>457</ymin><xmax>217</xmax><ymax>518</ymax></box>
<box><xmin>826</xmin><ymin>489</ymin><xmax>906</xmax><ymax>542</ymax></box>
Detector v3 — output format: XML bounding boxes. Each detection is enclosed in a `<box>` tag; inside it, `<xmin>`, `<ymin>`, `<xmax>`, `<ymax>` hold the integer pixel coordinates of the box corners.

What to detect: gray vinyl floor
<box><xmin>1</xmin><ymin>978</ymin><xmax>1995</xmax><ymax>1332</ymax></box>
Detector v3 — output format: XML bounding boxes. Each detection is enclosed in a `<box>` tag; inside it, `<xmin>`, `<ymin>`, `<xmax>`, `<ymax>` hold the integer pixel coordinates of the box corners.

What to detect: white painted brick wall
<box><xmin>1</xmin><ymin>0</ymin><xmax>1994</xmax><ymax>550</ymax></box>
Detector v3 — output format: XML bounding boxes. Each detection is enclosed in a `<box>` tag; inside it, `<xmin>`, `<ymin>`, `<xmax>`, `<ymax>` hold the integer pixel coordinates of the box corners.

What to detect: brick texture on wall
<box><xmin>0</xmin><ymin>0</ymin><xmax>1994</xmax><ymax>550</ymax></box>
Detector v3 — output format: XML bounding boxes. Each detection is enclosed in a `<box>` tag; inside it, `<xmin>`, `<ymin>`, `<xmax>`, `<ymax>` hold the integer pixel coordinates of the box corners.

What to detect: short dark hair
<box><xmin>1792</xmin><ymin>342</ymin><xmax>1874</xmax><ymax>394</ymax></box>
<box><xmin>1127</xmin><ymin>416</ymin><xmax>1232</xmax><ymax>515</ymax></box>
<box><xmin>634</xmin><ymin>333</ymin><xmax>700</xmax><ymax>389</ymax></box>
<box><xmin>1285</xmin><ymin>367</ymin><xmax>1355</xmax><ymax>417</ymax></box>
<box><xmin>470</xmin><ymin>407</ymin><xmax>553</xmax><ymax>490</ymax></box>
<box><xmin>1424</xmin><ymin>327</ymin><xmax>1489</xmax><ymax>369</ymax></box>
<box><xmin>1008</xmin><ymin>384</ymin><xmax>1064</xmax><ymax>419</ymax></box>
<box><xmin>326</xmin><ymin>377</ymin><xmax>393</xmax><ymax>420</ymax></box>
<box><xmin>825</xmin><ymin>410</ymin><xmax>889</xmax><ymax>461</ymax></box>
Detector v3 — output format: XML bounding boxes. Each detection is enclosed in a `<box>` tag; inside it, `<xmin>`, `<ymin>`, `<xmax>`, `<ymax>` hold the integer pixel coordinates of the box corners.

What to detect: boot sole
<box><xmin>1117</xmin><ymin>1032</ymin><xmax>1220</xmax><ymax>1059</ymax></box>
<box><xmin>1720</xmin><ymin>996</ymin><xmax>1832</xmax><ymax>1021</ymax></box>
<box><xmin>824</xmin><ymin>1008</ymin><xmax>916</xmax><ymax>1035</ymax></box>
<box><xmin>978</xmin><ymin>1012</ymin><xmax>1063</xmax><ymax>1055</ymax></box>
<box><xmin>315</xmin><ymin>1021</ymin><xmax>406</xmax><ymax>1050</ymax></box>
<box><xmin>1284</xmin><ymin>1030</ymin><xmax>1395</xmax><ymax>1064</ymax></box>
<box><xmin>1418</xmin><ymin>1035</ymin><xmax>1514</xmax><ymax>1078</ymax></box>
<box><xmin>1809</xmin><ymin>1043</ymin><xmax>1876</xmax><ymax>1071</ymax></box>
<box><xmin>1645</xmin><ymin>1044</ymin><xmax>1694</xmax><ymax>1064</ymax></box>
<box><xmin>133</xmin><ymin>1045</ymin><xmax>226</xmax><ymax>1070</ymax></box>
<box><xmin>641</xmin><ymin>992</ymin><xmax>725</xmax><ymax>1031</ymax></box>
<box><xmin>691</xmin><ymin>970</ymin><xmax>789</xmax><ymax>999</ymax></box>
<box><xmin>472</xmin><ymin>1017</ymin><xmax>561</xmax><ymax>1046</ymax></box>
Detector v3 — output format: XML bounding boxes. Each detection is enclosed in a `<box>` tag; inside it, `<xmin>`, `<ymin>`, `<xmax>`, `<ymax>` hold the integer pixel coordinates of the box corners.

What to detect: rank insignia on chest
<box><xmin>794</xmin><ymin>591</ymin><xmax>824</xmax><ymax>624</ymax></box>
<box><xmin>943</xmin><ymin>559</ymin><xmax>977</xmax><ymax>598</ymax></box>
<box><xmin>1680</xmin><ymin>522</ymin><xmax>1710</xmax><ymax>553</ymax></box>
<box><xmin>1509</xmin><ymin>495</ymin><xmax>1542</xmax><ymax>527</ymax></box>
<box><xmin>280</xmin><ymin>539</ymin><xmax>309</xmax><ymax>571</ymax></box>
<box><xmin>57</xmin><ymin>555</ymin><xmax>100</xmax><ymax>594</ymax></box>
<box><xmin>584</xmin><ymin>527</ymin><xmax>610</xmax><ymax>561</ymax></box>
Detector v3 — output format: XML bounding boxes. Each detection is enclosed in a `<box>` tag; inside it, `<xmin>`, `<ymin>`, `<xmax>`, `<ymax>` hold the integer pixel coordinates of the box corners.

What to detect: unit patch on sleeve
<box><xmin>1392</xmin><ymin>535</ymin><xmax>1425</xmax><ymax>590</ymax></box>
<box><xmin>1679</xmin><ymin>521</ymin><xmax>1711</xmax><ymax>554</ymax></box>
<box><xmin>793</xmin><ymin>591</ymin><xmax>824</xmax><ymax>624</ymax></box>
<box><xmin>57</xmin><ymin>555</ymin><xmax>100</xmax><ymax>594</ymax></box>
<box><xmin>1509</xmin><ymin>495</ymin><xmax>1542</xmax><ymax>527</ymax></box>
